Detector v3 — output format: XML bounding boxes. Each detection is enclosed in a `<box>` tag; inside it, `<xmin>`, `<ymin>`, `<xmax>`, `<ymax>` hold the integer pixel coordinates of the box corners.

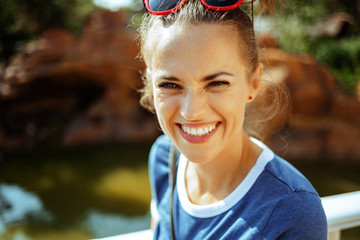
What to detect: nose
<box><xmin>180</xmin><ymin>90</ymin><xmax>207</xmax><ymax>121</ymax></box>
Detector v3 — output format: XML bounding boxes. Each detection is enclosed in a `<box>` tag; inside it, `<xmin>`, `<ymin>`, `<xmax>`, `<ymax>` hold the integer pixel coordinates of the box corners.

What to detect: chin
<box><xmin>179</xmin><ymin>147</ymin><xmax>216</xmax><ymax>164</ymax></box>
<box><xmin>170</xmin><ymin>131</ymin><xmax>218</xmax><ymax>162</ymax></box>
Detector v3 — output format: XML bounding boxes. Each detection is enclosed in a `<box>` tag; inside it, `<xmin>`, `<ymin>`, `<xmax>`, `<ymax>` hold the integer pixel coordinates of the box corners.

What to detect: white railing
<box><xmin>94</xmin><ymin>191</ymin><xmax>360</xmax><ymax>240</ymax></box>
<box><xmin>92</xmin><ymin>229</ymin><xmax>154</xmax><ymax>240</ymax></box>
<box><xmin>322</xmin><ymin>191</ymin><xmax>360</xmax><ymax>240</ymax></box>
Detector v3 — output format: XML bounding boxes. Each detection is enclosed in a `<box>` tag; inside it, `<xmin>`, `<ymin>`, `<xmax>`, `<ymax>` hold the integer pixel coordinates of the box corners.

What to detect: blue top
<box><xmin>149</xmin><ymin>135</ymin><xmax>328</xmax><ymax>240</ymax></box>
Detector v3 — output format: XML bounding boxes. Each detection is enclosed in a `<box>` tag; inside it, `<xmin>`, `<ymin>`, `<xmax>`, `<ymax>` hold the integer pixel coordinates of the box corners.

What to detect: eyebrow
<box><xmin>160</xmin><ymin>76</ymin><xmax>179</xmax><ymax>81</ymax></box>
<box><xmin>203</xmin><ymin>72</ymin><xmax>234</xmax><ymax>81</ymax></box>
<box><xmin>160</xmin><ymin>72</ymin><xmax>234</xmax><ymax>82</ymax></box>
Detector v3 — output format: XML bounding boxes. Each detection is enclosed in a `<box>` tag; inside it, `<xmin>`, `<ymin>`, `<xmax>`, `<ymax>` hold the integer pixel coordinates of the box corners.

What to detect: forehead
<box><xmin>148</xmin><ymin>23</ymin><xmax>247</xmax><ymax>76</ymax></box>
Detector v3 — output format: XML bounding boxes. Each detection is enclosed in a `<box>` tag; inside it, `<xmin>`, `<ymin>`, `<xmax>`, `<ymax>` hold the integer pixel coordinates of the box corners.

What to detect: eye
<box><xmin>158</xmin><ymin>82</ymin><xmax>182</xmax><ymax>90</ymax></box>
<box><xmin>207</xmin><ymin>81</ymin><xmax>230</xmax><ymax>88</ymax></box>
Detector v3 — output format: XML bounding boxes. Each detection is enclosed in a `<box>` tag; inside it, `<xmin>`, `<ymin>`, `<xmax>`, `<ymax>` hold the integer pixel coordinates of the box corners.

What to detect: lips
<box><xmin>177</xmin><ymin>122</ymin><xmax>220</xmax><ymax>143</ymax></box>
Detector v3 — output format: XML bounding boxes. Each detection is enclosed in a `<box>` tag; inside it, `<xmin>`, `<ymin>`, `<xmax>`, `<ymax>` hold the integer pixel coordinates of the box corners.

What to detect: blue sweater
<box><xmin>149</xmin><ymin>135</ymin><xmax>327</xmax><ymax>239</ymax></box>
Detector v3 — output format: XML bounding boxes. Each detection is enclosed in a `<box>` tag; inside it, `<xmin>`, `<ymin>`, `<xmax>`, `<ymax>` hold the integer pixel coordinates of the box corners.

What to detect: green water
<box><xmin>0</xmin><ymin>143</ymin><xmax>359</xmax><ymax>239</ymax></box>
<box><xmin>0</xmin><ymin>142</ymin><xmax>153</xmax><ymax>239</ymax></box>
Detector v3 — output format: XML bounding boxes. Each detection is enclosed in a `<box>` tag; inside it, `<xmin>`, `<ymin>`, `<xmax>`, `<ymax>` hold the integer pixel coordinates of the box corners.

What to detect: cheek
<box><xmin>210</xmin><ymin>91</ymin><xmax>248</xmax><ymax>124</ymax></box>
<box><xmin>212</xmin><ymin>89</ymin><xmax>248</xmax><ymax>108</ymax></box>
<box><xmin>153</xmin><ymin>94</ymin><xmax>166</xmax><ymax>128</ymax></box>
<box><xmin>153</xmin><ymin>91</ymin><xmax>178</xmax><ymax>130</ymax></box>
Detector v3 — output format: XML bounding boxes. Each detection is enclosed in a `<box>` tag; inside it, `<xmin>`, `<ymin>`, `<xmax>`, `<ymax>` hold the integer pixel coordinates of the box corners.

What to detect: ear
<box><xmin>247</xmin><ymin>63</ymin><xmax>263</xmax><ymax>102</ymax></box>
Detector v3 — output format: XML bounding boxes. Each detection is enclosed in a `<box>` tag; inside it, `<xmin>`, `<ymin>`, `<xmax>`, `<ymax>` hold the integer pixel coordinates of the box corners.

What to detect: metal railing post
<box><xmin>322</xmin><ymin>191</ymin><xmax>360</xmax><ymax>240</ymax></box>
<box><xmin>328</xmin><ymin>230</ymin><xmax>341</xmax><ymax>240</ymax></box>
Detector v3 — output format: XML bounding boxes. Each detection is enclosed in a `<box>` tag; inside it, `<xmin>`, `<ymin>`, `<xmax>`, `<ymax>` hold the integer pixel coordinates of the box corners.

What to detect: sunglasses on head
<box><xmin>143</xmin><ymin>0</ymin><xmax>254</xmax><ymax>15</ymax></box>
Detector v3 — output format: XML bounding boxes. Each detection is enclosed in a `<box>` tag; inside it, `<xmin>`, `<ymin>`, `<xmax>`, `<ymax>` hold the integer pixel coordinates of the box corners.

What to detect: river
<box><xmin>0</xmin><ymin>142</ymin><xmax>359</xmax><ymax>239</ymax></box>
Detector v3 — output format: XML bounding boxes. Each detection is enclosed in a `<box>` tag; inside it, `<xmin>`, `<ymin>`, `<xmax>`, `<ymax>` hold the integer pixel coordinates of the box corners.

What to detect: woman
<box><xmin>138</xmin><ymin>0</ymin><xmax>328</xmax><ymax>239</ymax></box>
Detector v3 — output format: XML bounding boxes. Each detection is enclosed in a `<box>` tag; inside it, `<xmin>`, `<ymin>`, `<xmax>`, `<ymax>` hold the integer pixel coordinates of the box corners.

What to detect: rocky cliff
<box><xmin>1</xmin><ymin>10</ymin><xmax>359</xmax><ymax>162</ymax></box>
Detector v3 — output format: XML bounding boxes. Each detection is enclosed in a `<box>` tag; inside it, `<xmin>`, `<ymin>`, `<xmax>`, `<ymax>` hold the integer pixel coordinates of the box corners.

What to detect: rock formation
<box><xmin>0</xmin><ymin>10</ymin><xmax>156</xmax><ymax>149</ymax></box>
<box><xmin>260</xmin><ymin>47</ymin><xmax>360</xmax><ymax>162</ymax></box>
<box><xmin>1</xmin><ymin>9</ymin><xmax>359</xmax><ymax>162</ymax></box>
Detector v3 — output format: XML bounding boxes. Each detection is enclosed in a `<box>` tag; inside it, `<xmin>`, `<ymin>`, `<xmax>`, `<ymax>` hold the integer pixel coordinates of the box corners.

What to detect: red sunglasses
<box><xmin>143</xmin><ymin>0</ymin><xmax>253</xmax><ymax>15</ymax></box>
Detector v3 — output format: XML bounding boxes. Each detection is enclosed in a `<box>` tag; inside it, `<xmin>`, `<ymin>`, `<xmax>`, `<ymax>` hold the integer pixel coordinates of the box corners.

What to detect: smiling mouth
<box><xmin>179</xmin><ymin>122</ymin><xmax>220</xmax><ymax>137</ymax></box>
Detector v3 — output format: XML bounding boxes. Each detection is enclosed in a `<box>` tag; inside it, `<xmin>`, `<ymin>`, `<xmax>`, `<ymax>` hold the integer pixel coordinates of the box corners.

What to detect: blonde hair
<box><xmin>138</xmin><ymin>0</ymin><xmax>288</xmax><ymax>140</ymax></box>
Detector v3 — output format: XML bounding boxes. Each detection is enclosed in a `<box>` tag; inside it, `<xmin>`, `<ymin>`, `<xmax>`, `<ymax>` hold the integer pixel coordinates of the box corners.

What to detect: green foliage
<box><xmin>273</xmin><ymin>0</ymin><xmax>360</xmax><ymax>94</ymax></box>
<box><xmin>273</xmin><ymin>15</ymin><xmax>311</xmax><ymax>53</ymax></box>
<box><xmin>0</xmin><ymin>0</ymin><xmax>98</xmax><ymax>61</ymax></box>
<box><xmin>332</xmin><ymin>67</ymin><xmax>360</xmax><ymax>94</ymax></box>
<box><xmin>316</xmin><ymin>37</ymin><xmax>360</xmax><ymax>70</ymax></box>
<box><xmin>7</xmin><ymin>0</ymin><xmax>97</xmax><ymax>35</ymax></box>
<box><xmin>314</xmin><ymin>37</ymin><xmax>360</xmax><ymax>93</ymax></box>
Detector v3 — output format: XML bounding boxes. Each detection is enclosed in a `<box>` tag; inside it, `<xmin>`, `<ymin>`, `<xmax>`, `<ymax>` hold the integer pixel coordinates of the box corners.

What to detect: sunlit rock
<box><xmin>0</xmin><ymin>10</ymin><xmax>157</xmax><ymax>149</ymax></box>
<box><xmin>259</xmin><ymin>47</ymin><xmax>360</xmax><ymax>161</ymax></box>
<box><xmin>1</xmin><ymin>9</ymin><xmax>359</xmax><ymax>162</ymax></box>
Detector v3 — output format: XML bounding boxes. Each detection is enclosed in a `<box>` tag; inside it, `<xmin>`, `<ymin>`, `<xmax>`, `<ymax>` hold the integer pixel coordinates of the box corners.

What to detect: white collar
<box><xmin>177</xmin><ymin>137</ymin><xmax>274</xmax><ymax>218</ymax></box>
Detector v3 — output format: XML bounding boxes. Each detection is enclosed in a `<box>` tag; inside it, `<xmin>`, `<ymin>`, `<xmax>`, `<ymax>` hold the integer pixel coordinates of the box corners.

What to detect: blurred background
<box><xmin>0</xmin><ymin>0</ymin><xmax>359</xmax><ymax>239</ymax></box>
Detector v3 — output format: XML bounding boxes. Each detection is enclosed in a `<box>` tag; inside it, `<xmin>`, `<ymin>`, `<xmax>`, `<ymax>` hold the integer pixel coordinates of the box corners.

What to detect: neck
<box><xmin>185</xmin><ymin>133</ymin><xmax>262</xmax><ymax>205</ymax></box>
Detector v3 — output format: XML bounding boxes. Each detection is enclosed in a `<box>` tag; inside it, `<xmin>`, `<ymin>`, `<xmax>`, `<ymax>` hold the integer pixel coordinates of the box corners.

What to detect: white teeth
<box><xmin>204</xmin><ymin>127</ymin><xmax>209</xmax><ymax>134</ymax></box>
<box><xmin>181</xmin><ymin>124</ymin><xmax>217</xmax><ymax>137</ymax></box>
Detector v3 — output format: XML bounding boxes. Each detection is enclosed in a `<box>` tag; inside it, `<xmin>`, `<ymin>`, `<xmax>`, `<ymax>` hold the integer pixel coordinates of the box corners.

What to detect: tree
<box><xmin>0</xmin><ymin>0</ymin><xmax>97</xmax><ymax>62</ymax></box>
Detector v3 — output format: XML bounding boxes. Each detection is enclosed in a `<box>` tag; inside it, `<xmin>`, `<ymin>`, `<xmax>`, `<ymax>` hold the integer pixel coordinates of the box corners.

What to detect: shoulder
<box><xmin>149</xmin><ymin>134</ymin><xmax>172</xmax><ymax>167</ymax></box>
<box><xmin>259</xmin><ymin>155</ymin><xmax>327</xmax><ymax>239</ymax></box>
<box><xmin>252</xmin><ymin>137</ymin><xmax>318</xmax><ymax>195</ymax></box>
<box><xmin>262</xmin><ymin>189</ymin><xmax>327</xmax><ymax>239</ymax></box>
<box><xmin>249</xmin><ymin>140</ymin><xmax>327</xmax><ymax>239</ymax></box>
<box><xmin>264</xmin><ymin>155</ymin><xmax>318</xmax><ymax>194</ymax></box>
<box><xmin>148</xmin><ymin>135</ymin><xmax>172</xmax><ymax>204</ymax></box>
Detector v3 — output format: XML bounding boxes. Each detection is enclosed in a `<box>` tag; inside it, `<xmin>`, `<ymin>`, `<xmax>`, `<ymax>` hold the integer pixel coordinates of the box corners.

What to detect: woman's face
<box><xmin>149</xmin><ymin>23</ymin><xmax>261</xmax><ymax>163</ymax></box>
